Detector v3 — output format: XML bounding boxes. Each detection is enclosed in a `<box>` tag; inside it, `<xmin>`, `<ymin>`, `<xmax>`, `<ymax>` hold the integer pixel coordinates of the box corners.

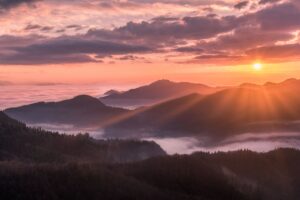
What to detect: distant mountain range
<box><xmin>100</xmin><ymin>79</ymin><xmax>223</xmax><ymax>108</ymax></box>
<box><xmin>105</xmin><ymin>78</ymin><xmax>300</xmax><ymax>140</ymax></box>
<box><xmin>0</xmin><ymin>111</ymin><xmax>166</xmax><ymax>163</ymax></box>
<box><xmin>5</xmin><ymin>78</ymin><xmax>300</xmax><ymax>142</ymax></box>
<box><xmin>5</xmin><ymin>95</ymin><xmax>129</xmax><ymax>127</ymax></box>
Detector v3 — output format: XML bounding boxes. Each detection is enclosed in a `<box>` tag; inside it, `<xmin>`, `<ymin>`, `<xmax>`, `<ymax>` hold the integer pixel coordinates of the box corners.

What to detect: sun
<box><xmin>253</xmin><ymin>63</ymin><xmax>263</xmax><ymax>71</ymax></box>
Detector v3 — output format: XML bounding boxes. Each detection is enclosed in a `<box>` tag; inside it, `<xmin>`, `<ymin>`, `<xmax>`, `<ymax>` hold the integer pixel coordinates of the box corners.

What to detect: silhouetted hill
<box><xmin>119</xmin><ymin>148</ymin><xmax>300</xmax><ymax>200</ymax></box>
<box><xmin>1</xmin><ymin>148</ymin><xmax>300</xmax><ymax>200</ymax></box>
<box><xmin>0</xmin><ymin>112</ymin><xmax>166</xmax><ymax>163</ymax></box>
<box><xmin>105</xmin><ymin>79</ymin><xmax>300</xmax><ymax>139</ymax></box>
<box><xmin>4</xmin><ymin>95</ymin><xmax>129</xmax><ymax>127</ymax></box>
<box><xmin>103</xmin><ymin>89</ymin><xmax>123</xmax><ymax>96</ymax></box>
<box><xmin>0</xmin><ymin>112</ymin><xmax>22</xmax><ymax>126</ymax></box>
<box><xmin>100</xmin><ymin>79</ymin><xmax>221</xmax><ymax>108</ymax></box>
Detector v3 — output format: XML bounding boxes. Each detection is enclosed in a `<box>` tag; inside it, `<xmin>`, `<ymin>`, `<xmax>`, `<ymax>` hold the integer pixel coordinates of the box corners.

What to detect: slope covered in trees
<box><xmin>0</xmin><ymin>112</ymin><xmax>166</xmax><ymax>163</ymax></box>
<box><xmin>1</xmin><ymin>148</ymin><xmax>300</xmax><ymax>200</ymax></box>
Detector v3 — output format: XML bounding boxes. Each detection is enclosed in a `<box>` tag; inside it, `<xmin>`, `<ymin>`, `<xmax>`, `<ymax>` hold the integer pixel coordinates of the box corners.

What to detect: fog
<box><xmin>0</xmin><ymin>84</ymin><xmax>131</xmax><ymax>110</ymax></box>
<box><xmin>27</xmin><ymin>122</ymin><xmax>300</xmax><ymax>155</ymax></box>
<box><xmin>28</xmin><ymin>123</ymin><xmax>105</xmax><ymax>139</ymax></box>
<box><xmin>146</xmin><ymin>132</ymin><xmax>300</xmax><ymax>154</ymax></box>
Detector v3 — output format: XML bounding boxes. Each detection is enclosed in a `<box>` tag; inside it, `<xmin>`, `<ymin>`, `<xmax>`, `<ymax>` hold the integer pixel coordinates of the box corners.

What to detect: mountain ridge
<box><xmin>0</xmin><ymin>111</ymin><xmax>166</xmax><ymax>163</ymax></box>
<box><xmin>100</xmin><ymin>79</ymin><xmax>222</xmax><ymax>108</ymax></box>
<box><xmin>105</xmin><ymin>78</ymin><xmax>300</xmax><ymax>140</ymax></box>
<box><xmin>4</xmin><ymin>95</ymin><xmax>129</xmax><ymax>127</ymax></box>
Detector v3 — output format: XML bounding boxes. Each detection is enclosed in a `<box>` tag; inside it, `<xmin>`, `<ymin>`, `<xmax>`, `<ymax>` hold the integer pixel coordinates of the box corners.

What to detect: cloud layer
<box><xmin>0</xmin><ymin>0</ymin><xmax>299</xmax><ymax>65</ymax></box>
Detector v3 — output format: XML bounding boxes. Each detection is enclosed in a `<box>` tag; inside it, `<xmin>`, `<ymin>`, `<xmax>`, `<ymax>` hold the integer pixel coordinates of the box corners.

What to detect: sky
<box><xmin>1</xmin><ymin>0</ymin><xmax>300</xmax><ymax>86</ymax></box>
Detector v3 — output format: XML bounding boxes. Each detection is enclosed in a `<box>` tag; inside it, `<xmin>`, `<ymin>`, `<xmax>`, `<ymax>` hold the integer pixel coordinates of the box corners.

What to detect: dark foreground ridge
<box><xmin>1</xmin><ymin>148</ymin><xmax>300</xmax><ymax>200</ymax></box>
<box><xmin>0</xmin><ymin>112</ymin><xmax>166</xmax><ymax>163</ymax></box>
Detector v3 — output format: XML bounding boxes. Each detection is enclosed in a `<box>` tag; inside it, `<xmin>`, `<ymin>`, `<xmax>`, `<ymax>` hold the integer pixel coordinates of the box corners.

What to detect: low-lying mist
<box><xmin>28</xmin><ymin>123</ymin><xmax>300</xmax><ymax>155</ymax></box>
<box><xmin>146</xmin><ymin>132</ymin><xmax>300</xmax><ymax>154</ymax></box>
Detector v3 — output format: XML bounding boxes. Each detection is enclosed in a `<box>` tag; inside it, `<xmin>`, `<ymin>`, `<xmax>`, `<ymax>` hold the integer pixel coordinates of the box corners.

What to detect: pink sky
<box><xmin>0</xmin><ymin>0</ymin><xmax>300</xmax><ymax>86</ymax></box>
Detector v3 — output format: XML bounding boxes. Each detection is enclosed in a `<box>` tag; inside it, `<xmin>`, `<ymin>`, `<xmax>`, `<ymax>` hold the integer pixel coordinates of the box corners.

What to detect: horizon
<box><xmin>1</xmin><ymin>77</ymin><xmax>300</xmax><ymax>110</ymax></box>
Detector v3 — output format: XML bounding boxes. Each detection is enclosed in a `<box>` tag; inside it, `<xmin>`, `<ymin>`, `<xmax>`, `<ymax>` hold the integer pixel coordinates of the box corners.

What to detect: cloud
<box><xmin>0</xmin><ymin>37</ymin><xmax>152</xmax><ymax>65</ymax></box>
<box><xmin>254</xmin><ymin>2</ymin><xmax>300</xmax><ymax>31</ymax></box>
<box><xmin>246</xmin><ymin>44</ymin><xmax>300</xmax><ymax>61</ymax></box>
<box><xmin>1</xmin><ymin>0</ymin><xmax>300</xmax><ymax>65</ymax></box>
<box><xmin>87</xmin><ymin>15</ymin><xmax>242</xmax><ymax>48</ymax></box>
<box><xmin>199</xmin><ymin>26</ymin><xmax>293</xmax><ymax>51</ymax></box>
<box><xmin>175</xmin><ymin>46</ymin><xmax>204</xmax><ymax>53</ymax></box>
<box><xmin>234</xmin><ymin>1</ymin><xmax>248</xmax><ymax>9</ymax></box>
<box><xmin>24</xmin><ymin>24</ymin><xmax>54</xmax><ymax>32</ymax></box>
<box><xmin>0</xmin><ymin>52</ymin><xmax>97</xmax><ymax>65</ymax></box>
<box><xmin>258</xmin><ymin>0</ymin><xmax>281</xmax><ymax>5</ymax></box>
<box><xmin>13</xmin><ymin>38</ymin><xmax>152</xmax><ymax>55</ymax></box>
<box><xmin>0</xmin><ymin>0</ymin><xmax>38</xmax><ymax>10</ymax></box>
<box><xmin>0</xmin><ymin>34</ymin><xmax>44</xmax><ymax>47</ymax></box>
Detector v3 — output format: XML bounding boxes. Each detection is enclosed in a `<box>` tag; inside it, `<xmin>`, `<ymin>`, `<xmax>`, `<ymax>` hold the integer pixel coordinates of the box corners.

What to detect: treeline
<box><xmin>118</xmin><ymin>148</ymin><xmax>300</xmax><ymax>200</ymax></box>
<box><xmin>0</xmin><ymin>112</ymin><xmax>166</xmax><ymax>163</ymax></box>
<box><xmin>1</xmin><ymin>148</ymin><xmax>300</xmax><ymax>200</ymax></box>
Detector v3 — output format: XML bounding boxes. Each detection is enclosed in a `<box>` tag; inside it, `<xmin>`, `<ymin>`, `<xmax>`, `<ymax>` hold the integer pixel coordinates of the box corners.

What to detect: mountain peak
<box><xmin>281</xmin><ymin>78</ymin><xmax>299</xmax><ymax>85</ymax></box>
<box><xmin>104</xmin><ymin>90</ymin><xmax>123</xmax><ymax>96</ymax></box>
<box><xmin>150</xmin><ymin>79</ymin><xmax>173</xmax><ymax>85</ymax></box>
<box><xmin>71</xmin><ymin>95</ymin><xmax>102</xmax><ymax>103</ymax></box>
<box><xmin>72</xmin><ymin>95</ymin><xmax>96</xmax><ymax>100</ymax></box>
<box><xmin>60</xmin><ymin>95</ymin><xmax>108</xmax><ymax>108</ymax></box>
<box><xmin>264</xmin><ymin>78</ymin><xmax>300</xmax><ymax>88</ymax></box>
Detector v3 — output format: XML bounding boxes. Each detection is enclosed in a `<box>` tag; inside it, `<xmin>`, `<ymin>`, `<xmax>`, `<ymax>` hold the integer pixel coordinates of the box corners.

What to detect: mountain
<box><xmin>105</xmin><ymin>79</ymin><xmax>300</xmax><ymax>140</ymax></box>
<box><xmin>100</xmin><ymin>79</ymin><xmax>222</xmax><ymax>108</ymax></box>
<box><xmin>4</xmin><ymin>95</ymin><xmax>129</xmax><ymax>127</ymax></box>
<box><xmin>103</xmin><ymin>89</ymin><xmax>123</xmax><ymax>96</ymax></box>
<box><xmin>0</xmin><ymin>111</ymin><xmax>166</xmax><ymax>163</ymax></box>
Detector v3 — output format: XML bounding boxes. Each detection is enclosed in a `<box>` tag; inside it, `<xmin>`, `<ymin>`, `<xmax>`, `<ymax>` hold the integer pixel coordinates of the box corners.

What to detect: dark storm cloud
<box><xmin>234</xmin><ymin>1</ymin><xmax>248</xmax><ymax>9</ymax></box>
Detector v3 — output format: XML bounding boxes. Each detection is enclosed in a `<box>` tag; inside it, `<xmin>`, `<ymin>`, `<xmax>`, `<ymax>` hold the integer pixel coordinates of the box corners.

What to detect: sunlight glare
<box><xmin>253</xmin><ymin>63</ymin><xmax>263</xmax><ymax>71</ymax></box>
